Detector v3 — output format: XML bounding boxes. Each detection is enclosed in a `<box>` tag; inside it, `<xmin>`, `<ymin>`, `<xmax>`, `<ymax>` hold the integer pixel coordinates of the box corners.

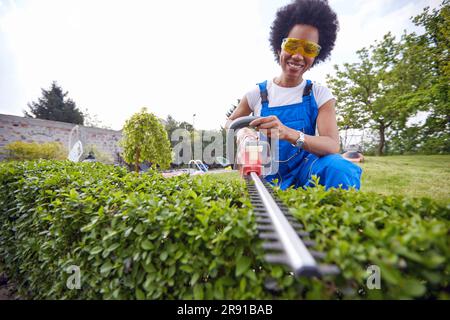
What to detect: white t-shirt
<box><xmin>245</xmin><ymin>79</ymin><xmax>335</xmax><ymax>116</ymax></box>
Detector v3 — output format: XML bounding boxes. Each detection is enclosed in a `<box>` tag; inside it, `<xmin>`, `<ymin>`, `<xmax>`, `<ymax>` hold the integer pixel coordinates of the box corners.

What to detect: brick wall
<box><xmin>0</xmin><ymin>113</ymin><xmax>123</xmax><ymax>162</ymax></box>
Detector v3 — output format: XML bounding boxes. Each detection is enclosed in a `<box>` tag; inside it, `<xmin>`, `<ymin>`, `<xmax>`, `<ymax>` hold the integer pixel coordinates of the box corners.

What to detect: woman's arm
<box><xmin>249</xmin><ymin>99</ymin><xmax>340</xmax><ymax>157</ymax></box>
<box><xmin>302</xmin><ymin>98</ymin><xmax>340</xmax><ymax>155</ymax></box>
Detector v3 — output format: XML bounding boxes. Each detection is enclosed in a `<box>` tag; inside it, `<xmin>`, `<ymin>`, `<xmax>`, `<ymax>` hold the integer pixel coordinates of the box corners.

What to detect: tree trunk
<box><xmin>135</xmin><ymin>148</ymin><xmax>140</xmax><ymax>173</ymax></box>
<box><xmin>378</xmin><ymin>126</ymin><xmax>385</xmax><ymax>156</ymax></box>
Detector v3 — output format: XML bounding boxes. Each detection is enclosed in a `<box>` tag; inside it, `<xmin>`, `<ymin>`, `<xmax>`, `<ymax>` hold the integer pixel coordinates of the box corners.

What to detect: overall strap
<box><xmin>302</xmin><ymin>79</ymin><xmax>315</xmax><ymax>119</ymax></box>
<box><xmin>303</xmin><ymin>80</ymin><xmax>313</xmax><ymax>97</ymax></box>
<box><xmin>302</xmin><ymin>80</ymin><xmax>318</xmax><ymax>136</ymax></box>
<box><xmin>257</xmin><ymin>81</ymin><xmax>269</xmax><ymax>111</ymax></box>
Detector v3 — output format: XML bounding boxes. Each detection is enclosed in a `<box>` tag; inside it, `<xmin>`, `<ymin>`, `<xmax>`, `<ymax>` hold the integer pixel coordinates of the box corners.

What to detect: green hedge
<box><xmin>0</xmin><ymin>160</ymin><xmax>448</xmax><ymax>299</ymax></box>
<box><xmin>276</xmin><ymin>181</ymin><xmax>450</xmax><ymax>299</ymax></box>
<box><xmin>2</xmin><ymin>141</ymin><xmax>67</xmax><ymax>160</ymax></box>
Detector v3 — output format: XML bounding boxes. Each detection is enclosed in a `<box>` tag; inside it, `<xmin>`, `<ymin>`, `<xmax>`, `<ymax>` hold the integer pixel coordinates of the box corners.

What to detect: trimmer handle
<box><xmin>226</xmin><ymin>116</ymin><xmax>261</xmax><ymax>165</ymax></box>
<box><xmin>227</xmin><ymin>116</ymin><xmax>261</xmax><ymax>131</ymax></box>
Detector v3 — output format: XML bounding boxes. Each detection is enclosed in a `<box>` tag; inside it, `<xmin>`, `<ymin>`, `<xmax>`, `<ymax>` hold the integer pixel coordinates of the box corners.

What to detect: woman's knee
<box><xmin>312</xmin><ymin>154</ymin><xmax>362</xmax><ymax>189</ymax></box>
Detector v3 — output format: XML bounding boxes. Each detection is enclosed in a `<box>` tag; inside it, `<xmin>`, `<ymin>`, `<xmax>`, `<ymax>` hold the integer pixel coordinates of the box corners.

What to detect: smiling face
<box><xmin>277</xmin><ymin>24</ymin><xmax>319</xmax><ymax>85</ymax></box>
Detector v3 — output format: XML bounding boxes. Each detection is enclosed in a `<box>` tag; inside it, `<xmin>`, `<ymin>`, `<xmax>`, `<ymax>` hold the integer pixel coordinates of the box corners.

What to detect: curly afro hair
<box><xmin>269</xmin><ymin>0</ymin><xmax>339</xmax><ymax>66</ymax></box>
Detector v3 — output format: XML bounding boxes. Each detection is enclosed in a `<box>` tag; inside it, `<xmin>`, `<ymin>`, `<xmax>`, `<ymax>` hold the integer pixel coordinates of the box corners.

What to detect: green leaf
<box><xmin>143</xmin><ymin>275</ymin><xmax>155</xmax><ymax>293</ymax></box>
<box><xmin>193</xmin><ymin>284</ymin><xmax>204</xmax><ymax>300</ymax></box>
<box><xmin>100</xmin><ymin>261</ymin><xmax>114</xmax><ymax>275</ymax></box>
<box><xmin>124</xmin><ymin>227</ymin><xmax>133</xmax><ymax>238</ymax></box>
<box><xmin>160</xmin><ymin>251</ymin><xmax>168</xmax><ymax>261</ymax></box>
<box><xmin>214</xmin><ymin>281</ymin><xmax>224</xmax><ymax>299</ymax></box>
<box><xmin>245</xmin><ymin>269</ymin><xmax>257</xmax><ymax>281</ymax></box>
<box><xmin>90</xmin><ymin>246</ymin><xmax>103</xmax><ymax>255</ymax></box>
<box><xmin>143</xmin><ymin>261</ymin><xmax>156</xmax><ymax>274</ymax></box>
<box><xmin>141</xmin><ymin>239</ymin><xmax>153</xmax><ymax>251</ymax></box>
<box><xmin>180</xmin><ymin>265</ymin><xmax>194</xmax><ymax>273</ymax></box>
<box><xmin>106</xmin><ymin>243</ymin><xmax>120</xmax><ymax>252</ymax></box>
<box><xmin>134</xmin><ymin>223</ymin><xmax>144</xmax><ymax>235</ymax></box>
<box><xmin>271</xmin><ymin>266</ymin><xmax>284</xmax><ymax>279</ymax></box>
<box><xmin>239</xmin><ymin>277</ymin><xmax>247</xmax><ymax>292</ymax></box>
<box><xmin>402</xmin><ymin>279</ymin><xmax>426</xmax><ymax>298</ymax></box>
<box><xmin>69</xmin><ymin>188</ymin><xmax>78</xmax><ymax>199</ymax></box>
<box><xmin>190</xmin><ymin>273</ymin><xmax>200</xmax><ymax>286</ymax></box>
<box><xmin>80</xmin><ymin>217</ymin><xmax>99</xmax><ymax>232</ymax></box>
<box><xmin>168</xmin><ymin>265</ymin><xmax>176</xmax><ymax>278</ymax></box>
<box><xmin>282</xmin><ymin>275</ymin><xmax>294</xmax><ymax>287</ymax></box>
<box><xmin>235</xmin><ymin>256</ymin><xmax>251</xmax><ymax>277</ymax></box>
<box><xmin>188</xmin><ymin>190</ymin><xmax>198</xmax><ymax>199</ymax></box>
<box><xmin>136</xmin><ymin>288</ymin><xmax>146</xmax><ymax>300</ymax></box>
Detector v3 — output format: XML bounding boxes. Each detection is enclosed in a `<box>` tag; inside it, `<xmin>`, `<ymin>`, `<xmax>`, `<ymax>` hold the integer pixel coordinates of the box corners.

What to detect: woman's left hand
<box><xmin>249</xmin><ymin>116</ymin><xmax>294</xmax><ymax>141</ymax></box>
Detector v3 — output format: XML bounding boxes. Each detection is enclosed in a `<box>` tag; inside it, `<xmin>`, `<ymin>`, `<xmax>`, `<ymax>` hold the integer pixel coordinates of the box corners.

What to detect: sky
<box><xmin>0</xmin><ymin>0</ymin><xmax>442</xmax><ymax>131</ymax></box>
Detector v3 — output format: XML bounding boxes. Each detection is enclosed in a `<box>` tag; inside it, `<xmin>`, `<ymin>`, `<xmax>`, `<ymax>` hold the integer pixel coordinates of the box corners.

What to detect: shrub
<box><xmin>0</xmin><ymin>161</ymin><xmax>280</xmax><ymax>299</ymax></box>
<box><xmin>0</xmin><ymin>160</ymin><xmax>448</xmax><ymax>299</ymax></box>
<box><xmin>2</xmin><ymin>141</ymin><xmax>67</xmax><ymax>160</ymax></box>
<box><xmin>275</xmin><ymin>180</ymin><xmax>450</xmax><ymax>299</ymax></box>
<box><xmin>81</xmin><ymin>144</ymin><xmax>114</xmax><ymax>164</ymax></box>
<box><xmin>120</xmin><ymin>108</ymin><xmax>172</xmax><ymax>172</ymax></box>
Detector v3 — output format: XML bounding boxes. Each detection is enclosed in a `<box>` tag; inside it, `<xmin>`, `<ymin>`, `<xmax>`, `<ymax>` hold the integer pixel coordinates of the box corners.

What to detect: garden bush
<box><xmin>121</xmin><ymin>108</ymin><xmax>172</xmax><ymax>172</ymax></box>
<box><xmin>276</xmin><ymin>182</ymin><xmax>449</xmax><ymax>299</ymax></box>
<box><xmin>0</xmin><ymin>160</ymin><xmax>448</xmax><ymax>299</ymax></box>
<box><xmin>2</xmin><ymin>141</ymin><xmax>67</xmax><ymax>161</ymax></box>
<box><xmin>81</xmin><ymin>144</ymin><xmax>114</xmax><ymax>164</ymax></box>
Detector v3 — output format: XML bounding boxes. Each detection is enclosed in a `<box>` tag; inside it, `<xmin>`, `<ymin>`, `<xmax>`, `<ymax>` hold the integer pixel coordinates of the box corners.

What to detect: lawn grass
<box><xmin>359</xmin><ymin>155</ymin><xmax>450</xmax><ymax>205</ymax></box>
<box><xmin>208</xmin><ymin>155</ymin><xmax>450</xmax><ymax>205</ymax></box>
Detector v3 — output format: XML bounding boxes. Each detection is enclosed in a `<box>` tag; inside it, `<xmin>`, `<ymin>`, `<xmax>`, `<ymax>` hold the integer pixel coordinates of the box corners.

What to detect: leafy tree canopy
<box><xmin>121</xmin><ymin>107</ymin><xmax>172</xmax><ymax>172</ymax></box>
<box><xmin>24</xmin><ymin>81</ymin><xmax>84</xmax><ymax>125</ymax></box>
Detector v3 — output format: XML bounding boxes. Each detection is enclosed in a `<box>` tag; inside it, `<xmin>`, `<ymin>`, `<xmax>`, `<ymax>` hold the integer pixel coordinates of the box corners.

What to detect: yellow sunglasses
<box><xmin>281</xmin><ymin>38</ymin><xmax>321</xmax><ymax>58</ymax></box>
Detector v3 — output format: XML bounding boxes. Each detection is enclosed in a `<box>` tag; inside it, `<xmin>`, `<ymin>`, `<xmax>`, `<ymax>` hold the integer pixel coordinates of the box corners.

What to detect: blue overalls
<box><xmin>258</xmin><ymin>80</ymin><xmax>362</xmax><ymax>191</ymax></box>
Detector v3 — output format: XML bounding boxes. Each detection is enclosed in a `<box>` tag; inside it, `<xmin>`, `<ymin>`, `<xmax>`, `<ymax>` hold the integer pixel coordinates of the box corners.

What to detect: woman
<box><xmin>227</xmin><ymin>0</ymin><xmax>362</xmax><ymax>190</ymax></box>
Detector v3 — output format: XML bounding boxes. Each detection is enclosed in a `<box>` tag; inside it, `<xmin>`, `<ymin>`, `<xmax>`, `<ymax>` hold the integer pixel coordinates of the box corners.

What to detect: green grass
<box><xmin>204</xmin><ymin>170</ymin><xmax>241</xmax><ymax>182</ymax></box>
<box><xmin>359</xmin><ymin>155</ymin><xmax>450</xmax><ymax>205</ymax></box>
<box><xmin>208</xmin><ymin>155</ymin><xmax>450</xmax><ymax>205</ymax></box>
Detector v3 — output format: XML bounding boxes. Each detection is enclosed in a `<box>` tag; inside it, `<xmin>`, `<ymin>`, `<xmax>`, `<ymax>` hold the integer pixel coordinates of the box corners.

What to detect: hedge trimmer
<box><xmin>227</xmin><ymin>116</ymin><xmax>338</xmax><ymax>278</ymax></box>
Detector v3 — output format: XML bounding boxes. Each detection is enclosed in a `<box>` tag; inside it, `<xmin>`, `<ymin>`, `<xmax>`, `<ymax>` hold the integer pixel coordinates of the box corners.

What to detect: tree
<box><xmin>327</xmin><ymin>1</ymin><xmax>449</xmax><ymax>155</ymax></box>
<box><xmin>24</xmin><ymin>81</ymin><xmax>84</xmax><ymax>125</ymax></box>
<box><xmin>327</xmin><ymin>33</ymin><xmax>425</xmax><ymax>155</ymax></box>
<box><xmin>121</xmin><ymin>108</ymin><xmax>172</xmax><ymax>172</ymax></box>
<box><xmin>410</xmin><ymin>0</ymin><xmax>450</xmax><ymax>153</ymax></box>
<box><xmin>226</xmin><ymin>99</ymin><xmax>240</xmax><ymax>118</ymax></box>
<box><xmin>82</xmin><ymin>108</ymin><xmax>112</xmax><ymax>129</ymax></box>
<box><xmin>164</xmin><ymin>116</ymin><xmax>194</xmax><ymax>140</ymax></box>
<box><xmin>178</xmin><ymin>121</ymin><xmax>194</xmax><ymax>132</ymax></box>
<box><xmin>164</xmin><ymin>115</ymin><xmax>179</xmax><ymax>143</ymax></box>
